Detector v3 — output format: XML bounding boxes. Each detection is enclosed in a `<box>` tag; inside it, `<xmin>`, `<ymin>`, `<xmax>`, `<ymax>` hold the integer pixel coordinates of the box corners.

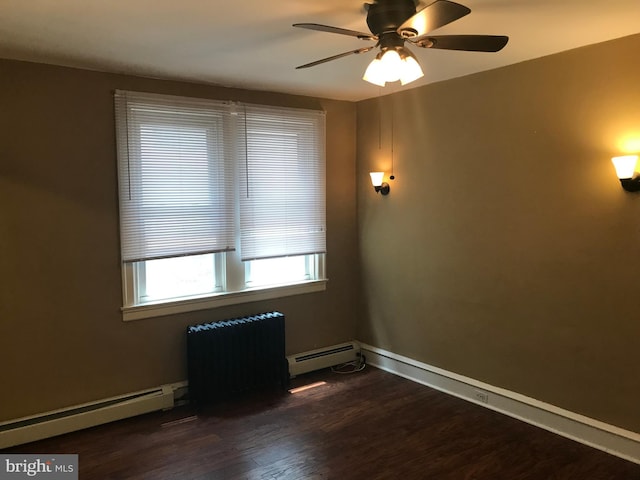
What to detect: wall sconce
<box><xmin>370</xmin><ymin>171</ymin><xmax>390</xmax><ymax>195</ymax></box>
<box><xmin>612</xmin><ymin>155</ymin><xmax>640</xmax><ymax>192</ymax></box>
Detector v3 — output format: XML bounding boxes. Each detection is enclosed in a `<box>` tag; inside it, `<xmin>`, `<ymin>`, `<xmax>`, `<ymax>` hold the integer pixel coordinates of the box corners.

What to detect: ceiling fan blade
<box><xmin>413</xmin><ymin>35</ymin><xmax>509</xmax><ymax>52</ymax></box>
<box><xmin>397</xmin><ymin>0</ymin><xmax>471</xmax><ymax>38</ymax></box>
<box><xmin>295</xmin><ymin>46</ymin><xmax>376</xmax><ymax>69</ymax></box>
<box><xmin>293</xmin><ymin>23</ymin><xmax>376</xmax><ymax>41</ymax></box>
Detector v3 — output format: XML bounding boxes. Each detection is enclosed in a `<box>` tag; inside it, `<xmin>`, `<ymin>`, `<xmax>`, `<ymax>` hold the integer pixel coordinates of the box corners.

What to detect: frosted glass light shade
<box><xmin>370</xmin><ymin>171</ymin><xmax>385</xmax><ymax>187</ymax></box>
<box><xmin>379</xmin><ymin>50</ymin><xmax>402</xmax><ymax>82</ymax></box>
<box><xmin>612</xmin><ymin>155</ymin><xmax>638</xmax><ymax>179</ymax></box>
<box><xmin>363</xmin><ymin>57</ymin><xmax>386</xmax><ymax>87</ymax></box>
<box><xmin>400</xmin><ymin>55</ymin><xmax>424</xmax><ymax>85</ymax></box>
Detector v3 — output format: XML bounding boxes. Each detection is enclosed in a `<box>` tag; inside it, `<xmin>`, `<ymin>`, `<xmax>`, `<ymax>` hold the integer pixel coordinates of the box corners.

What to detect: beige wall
<box><xmin>0</xmin><ymin>60</ymin><xmax>359</xmax><ymax>421</ymax></box>
<box><xmin>357</xmin><ymin>34</ymin><xmax>640</xmax><ymax>434</ymax></box>
<box><xmin>3</xmin><ymin>33</ymin><xmax>639</xmax><ymax>434</ymax></box>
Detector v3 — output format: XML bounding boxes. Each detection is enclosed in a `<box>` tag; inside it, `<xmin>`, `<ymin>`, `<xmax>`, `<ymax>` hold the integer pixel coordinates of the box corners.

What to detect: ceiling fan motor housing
<box><xmin>366</xmin><ymin>0</ymin><xmax>417</xmax><ymax>36</ymax></box>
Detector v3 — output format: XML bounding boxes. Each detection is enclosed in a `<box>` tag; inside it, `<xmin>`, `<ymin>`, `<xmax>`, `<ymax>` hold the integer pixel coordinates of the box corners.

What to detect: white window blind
<box><xmin>114</xmin><ymin>91</ymin><xmax>235</xmax><ymax>263</ymax></box>
<box><xmin>237</xmin><ymin>104</ymin><xmax>326</xmax><ymax>261</ymax></box>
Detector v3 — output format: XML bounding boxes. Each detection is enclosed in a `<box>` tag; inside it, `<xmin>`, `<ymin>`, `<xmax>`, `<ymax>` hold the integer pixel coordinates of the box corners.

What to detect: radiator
<box><xmin>187</xmin><ymin>311</ymin><xmax>288</xmax><ymax>406</ymax></box>
<box><xmin>287</xmin><ymin>341</ymin><xmax>360</xmax><ymax>377</ymax></box>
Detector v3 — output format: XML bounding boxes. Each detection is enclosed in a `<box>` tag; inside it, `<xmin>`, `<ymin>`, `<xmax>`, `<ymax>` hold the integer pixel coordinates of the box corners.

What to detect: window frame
<box><xmin>115</xmin><ymin>91</ymin><xmax>327</xmax><ymax>321</ymax></box>
<box><xmin>121</xmin><ymin>257</ymin><xmax>326</xmax><ymax>322</ymax></box>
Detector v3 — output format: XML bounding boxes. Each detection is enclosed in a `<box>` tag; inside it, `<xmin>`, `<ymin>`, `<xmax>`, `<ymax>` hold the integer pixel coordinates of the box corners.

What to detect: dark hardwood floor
<box><xmin>3</xmin><ymin>366</ymin><xmax>639</xmax><ymax>479</ymax></box>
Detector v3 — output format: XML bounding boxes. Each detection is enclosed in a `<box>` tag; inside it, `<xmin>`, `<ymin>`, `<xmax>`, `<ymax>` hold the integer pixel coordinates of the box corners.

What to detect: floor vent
<box><xmin>287</xmin><ymin>341</ymin><xmax>360</xmax><ymax>377</ymax></box>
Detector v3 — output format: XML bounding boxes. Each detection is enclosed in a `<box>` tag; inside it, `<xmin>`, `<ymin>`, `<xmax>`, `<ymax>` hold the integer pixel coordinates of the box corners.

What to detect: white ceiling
<box><xmin>1</xmin><ymin>0</ymin><xmax>639</xmax><ymax>101</ymax></box>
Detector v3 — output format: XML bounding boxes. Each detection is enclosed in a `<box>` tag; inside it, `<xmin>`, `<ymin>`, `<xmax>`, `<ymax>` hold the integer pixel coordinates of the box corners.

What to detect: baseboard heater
<box><xmin>187</xmin><ymin>311</ymin><xmax>288</xmax><ymax>406</ymax></box>
<box><xmin>0</xmin><ymin>385</ymin><xmax>174</xmax><ymax>449</ymax></box>
<box><xmin>287</xmin><ymin>341</ymin><xmax>360</xmax><ymax>377</ymax></box>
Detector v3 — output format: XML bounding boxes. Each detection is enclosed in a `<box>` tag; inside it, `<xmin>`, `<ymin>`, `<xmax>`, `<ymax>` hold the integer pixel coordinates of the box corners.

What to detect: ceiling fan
<box><xmin>293</xmin><ymin>0</ymin><xmax>508</xmax><ymax>86</ymax></box>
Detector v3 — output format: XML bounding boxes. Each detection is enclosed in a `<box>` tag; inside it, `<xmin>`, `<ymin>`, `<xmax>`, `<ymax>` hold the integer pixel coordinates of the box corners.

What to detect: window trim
<box><xmin>121</xmin><ymin>278</ymin><xmax>327</xmax><ymax>322</ymax></box>
<box><xmin>122</xmin><ymin>252</ymin><xmax>326</xmax><ymax>321</ymax></box>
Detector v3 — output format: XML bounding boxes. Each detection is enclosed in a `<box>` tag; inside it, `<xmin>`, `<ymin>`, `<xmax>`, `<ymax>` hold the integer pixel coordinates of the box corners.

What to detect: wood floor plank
<box><xmin>2</xmin><ymin>366</ymin><xmax>639</xmax><ymax>479</ymax></box>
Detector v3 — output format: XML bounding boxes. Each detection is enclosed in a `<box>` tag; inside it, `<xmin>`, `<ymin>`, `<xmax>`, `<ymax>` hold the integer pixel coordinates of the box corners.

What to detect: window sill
<box><xmin>121</xmin><ymin>280</ymin><xmax>327</xmax><ymax>322</ymax></box>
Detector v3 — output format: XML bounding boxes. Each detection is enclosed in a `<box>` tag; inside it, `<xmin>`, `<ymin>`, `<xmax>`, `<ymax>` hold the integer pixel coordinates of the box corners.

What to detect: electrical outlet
<box><xmin>474</xmin><ymin>389</ymin><xmax>489</xmax><ymax>404</ymax></box>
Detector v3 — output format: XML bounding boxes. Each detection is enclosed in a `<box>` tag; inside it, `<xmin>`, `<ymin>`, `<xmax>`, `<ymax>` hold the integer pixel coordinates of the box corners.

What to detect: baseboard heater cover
<box><xmin>287</xmin><ymin>341</ymin><xmax>360</xmax><ymax>377</ymax></box>
<box><xmin>0</xmin><ymin>385</ymin><xmax>175</xmax><ymax>449</ymax></box>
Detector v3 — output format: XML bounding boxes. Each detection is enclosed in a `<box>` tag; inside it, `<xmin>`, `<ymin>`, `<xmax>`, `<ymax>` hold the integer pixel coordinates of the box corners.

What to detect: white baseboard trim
<box><xmin>0</xmin><ymin>382</ymin><xmax>184</xmax><ymax>449</ymax></box>
<box><xmin>360</xmin><ymin>343</ymin><xmax>640</xmax><ymax>465</ymax></box>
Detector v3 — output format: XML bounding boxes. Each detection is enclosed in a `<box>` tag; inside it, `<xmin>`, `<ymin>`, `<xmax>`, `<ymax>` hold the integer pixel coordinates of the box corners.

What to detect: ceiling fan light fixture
<box><xmin>363</xmin><ymin>47</ymin><xmax>424</xmax><ymax>87</ymax></box>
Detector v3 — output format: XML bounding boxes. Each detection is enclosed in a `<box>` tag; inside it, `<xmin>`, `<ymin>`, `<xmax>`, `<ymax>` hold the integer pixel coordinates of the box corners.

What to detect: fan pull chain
<box><xmin>378</xmin><ymin>88</ymin><xmax>382</xmax><ymax>151</ymax></box>
<box><xmin>390</xmin><ymin>96</ymin><xmax>395</xmax><ymax>180</ymax></box>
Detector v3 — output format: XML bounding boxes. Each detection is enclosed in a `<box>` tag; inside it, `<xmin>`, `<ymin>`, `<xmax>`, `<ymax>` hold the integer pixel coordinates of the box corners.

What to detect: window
<box><xmin>115</xmin><ymin>91</ymin><xmax>326</xmax><ymax>320</ymax></box>
<box><xmin>136</xmin><ymin>253</ymin><xmax>221</xmax><ymax>303</ymax></box>
<box><xmin>246</xmin><ymin>255</ymin><xmax>317</xmax><ymax>288</ymax></box>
